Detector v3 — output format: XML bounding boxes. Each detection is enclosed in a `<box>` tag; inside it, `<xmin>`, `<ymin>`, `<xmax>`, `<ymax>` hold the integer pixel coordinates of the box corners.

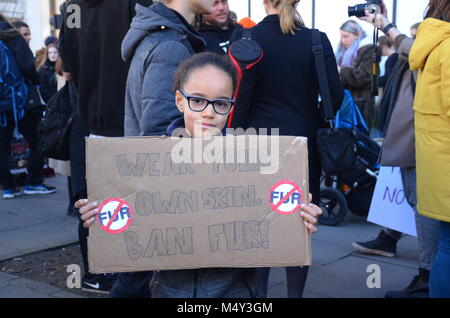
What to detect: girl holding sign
<box><xmin>75</xmin><ymin>52</ymin><xmax>322</xmax><ymax>298</ymax></box>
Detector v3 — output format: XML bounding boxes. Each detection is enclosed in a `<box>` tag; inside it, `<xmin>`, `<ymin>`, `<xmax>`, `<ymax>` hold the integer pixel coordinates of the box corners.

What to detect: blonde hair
<box><xmin>269</xmin><ymin>0</ymin><xmax>304</xmax><ymax>35</ymax></box>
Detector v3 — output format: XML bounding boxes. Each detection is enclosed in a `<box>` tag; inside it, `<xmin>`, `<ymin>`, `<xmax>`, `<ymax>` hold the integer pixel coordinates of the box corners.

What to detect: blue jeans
<box><xmin>430</xmin><ymin>222</ymin><xmax>450</xmax><ymax>298</ymax></box>
<box><xmin>257</xmin><ymin>266</ymin><xmax>309</xmax><ymax>298</ymax></box>
<box><xmin>109</xmin><ymin>271</ymin><xmax>153</xmax><ymax>298</ymax></box>
<box><xmin>384</xmin><ymin>167</ymin><xmax>439</xmax><ymax>270</ymax></box>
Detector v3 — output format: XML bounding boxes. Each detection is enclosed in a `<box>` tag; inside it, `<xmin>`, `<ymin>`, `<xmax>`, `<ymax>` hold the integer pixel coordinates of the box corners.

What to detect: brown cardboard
<box><xmin>86</xmin><ymin>135</ymin><xmax>311</xmax><ymax>274</ymax></box>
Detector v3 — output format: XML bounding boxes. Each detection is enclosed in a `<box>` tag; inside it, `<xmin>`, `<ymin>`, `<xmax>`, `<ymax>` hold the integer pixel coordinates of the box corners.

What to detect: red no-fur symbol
<box><xmin>268</xmin><ymin>180</ymin><xmax>303</xmax><ymax>215</ymax></box>
<box><xmin>97</xmin><ymin>198</ymin><xmax>133</xmax><ymax>234</ymax></box>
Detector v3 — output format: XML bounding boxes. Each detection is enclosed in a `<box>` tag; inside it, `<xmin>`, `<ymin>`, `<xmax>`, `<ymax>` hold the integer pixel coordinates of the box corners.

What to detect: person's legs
<box><xmin>18</xmin><ymin>108</ymin><xmax>44</xmax><ymax>187</ymax></box>
<box><xmin>286</xmin><ymin>266</ymin><xmax>309</xmax><ymax>298</ymax></box>
<box><xmin>415</xmin><ymin>212</ymin><xmax>439</xmax><ymax>271</ymax></box>
<box><xmin>69</xmin><ymin>114</ymin><xmax>89</xmax><ymax>273</ymax></box>
<box><xmin>385</xmin><ymin>167</ymin><xmax>439</xmax><ymax>298</ymax></box>
<box><xmin>256</xmin><ymin>267</ymin><xmax>271</xmax><ymax>298</ymax></box>
<box><xmin>109</xmin><ymin>272</ymin><xmax>153</xmax><ymax>298</ymax></box>
<box><xmin>430</xmin><ymin>222</ymin><xmax>450</xmax><ymax>298</ymax></box>
<box><xmin>0</xmin><ymin>116</ymin><xmax>16</xmax><ymax>192</ymax></box>
<box><xmin>400</xmin><ymin>167</ymin><xmax>439</xmax><ymax>272</ymax></box>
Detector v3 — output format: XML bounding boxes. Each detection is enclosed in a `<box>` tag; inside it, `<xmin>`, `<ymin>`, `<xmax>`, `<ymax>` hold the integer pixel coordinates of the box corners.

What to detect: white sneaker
<box><xmin>3</xmin><ymin>189</ymin><xmax>22</xmax><ymax>199</ymax></box>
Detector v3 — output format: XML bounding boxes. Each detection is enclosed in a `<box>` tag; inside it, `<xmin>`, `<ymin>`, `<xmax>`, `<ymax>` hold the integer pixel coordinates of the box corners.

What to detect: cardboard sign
<box><xmin>367</xmin><ymin>167</ymin><xmax>417</xmax><ymax>237</ymax></box>
<box><xmin>86</xmin><ymin>135</ymin><xmax>311</xmax><ymax>274</ymax></box>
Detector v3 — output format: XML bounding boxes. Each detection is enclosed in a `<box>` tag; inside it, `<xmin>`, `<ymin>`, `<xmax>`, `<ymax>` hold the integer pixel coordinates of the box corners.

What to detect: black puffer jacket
<box><xmin>38</xmin><ymin>60</ymin><xmax>57</xmax><ymax>103</ymax></box>
<box><xmin>59</xmin><ymin>0</ymin><xmax>151</xmax><ymax>137</ymax></box>
<box><xmin>197</xmin><ymin>22</ymin><xmax>242</xmax><ymax>55</ymax></box>
<box><xmin>0</xmin><ymin>21</ymin><xmax>39</xmax><ymax>85</ymax></box>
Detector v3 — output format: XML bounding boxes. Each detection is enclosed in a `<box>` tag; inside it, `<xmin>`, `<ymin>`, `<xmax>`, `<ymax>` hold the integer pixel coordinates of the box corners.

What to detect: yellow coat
<box><xmin>409</xmin><ymin>18</ymin><xmax>450</xmax><ymax>222</ymax></box>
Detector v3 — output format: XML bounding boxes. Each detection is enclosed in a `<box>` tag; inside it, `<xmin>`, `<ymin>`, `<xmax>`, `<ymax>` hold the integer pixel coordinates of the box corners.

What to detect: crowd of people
<box><xmin>0</xmin><ymin>0</ymin><xmax>449</xmax><ymax>298</ymax></box>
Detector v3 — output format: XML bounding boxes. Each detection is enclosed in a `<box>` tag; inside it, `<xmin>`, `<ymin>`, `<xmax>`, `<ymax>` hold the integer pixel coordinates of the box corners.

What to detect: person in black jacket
<box><xmin>36</xmin><ymin>44</ymin><xmax>59</xmax><ymax>103</ymax></box>
<box><xmin>230</xmin><ymin>0</ymin><xmax>344</xmax><ymax>298</ymax></box>
<box><xmin>378</xmin><ymin>36</ymin><xmax>399</xmax><ymax>88</ymax></box>
<box><xmin>58</xmin><ymin>0</ymin><xmax>152</xmax><ymax>295</ymax></box>
<box><xmin>196</xmin><ymin>0</ymin><xmax>242</xmax><ymax>54</ymax></box>
<box><xmin>0</xmin><ymin>15</ymin><xmax>56</xmax><ymax>199</ymax></box>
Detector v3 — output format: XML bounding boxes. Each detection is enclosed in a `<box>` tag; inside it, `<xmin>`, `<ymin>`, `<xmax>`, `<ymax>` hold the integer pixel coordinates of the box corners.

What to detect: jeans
<box><xmin>0</xmin><ymin>108</ymin><xmax>44</xmax><ymax>189</ymax></box>
<box><xmin>257</xmin><ymin>266</ymin><xmax>309</xmax><ymax>298</ymax></box>
<box><xmin>383</xmin><ymin>167</ymin><xmax>439</xmax><ymax>270</ymax></box>
<box><xmin>109</xmin><ymin>271</ymin><xmax>152</xmax><ymax>298</ymax></box>
<box><xmin>430</xmin><ymin>222</ymin><xmax>450</xmax><ymax>298</ymax></box>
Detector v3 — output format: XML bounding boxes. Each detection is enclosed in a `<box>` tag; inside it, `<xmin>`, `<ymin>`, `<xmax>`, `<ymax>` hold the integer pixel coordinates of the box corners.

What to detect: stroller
<box><xmin>318</xmin><ymin>90</ymin><xmax>381</xmax><ymax>226</ymax></box>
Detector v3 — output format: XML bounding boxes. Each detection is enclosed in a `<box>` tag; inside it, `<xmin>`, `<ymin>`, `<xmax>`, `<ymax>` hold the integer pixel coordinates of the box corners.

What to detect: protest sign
<box><xmin>367</xmin><ymin>167</ymin><xmax>417</xmax><ymax>236</ymax></box>
<box><xmin>86</xmin><ymin>135</ymin><xmax>311</xmax><ymax>273</ymax></box>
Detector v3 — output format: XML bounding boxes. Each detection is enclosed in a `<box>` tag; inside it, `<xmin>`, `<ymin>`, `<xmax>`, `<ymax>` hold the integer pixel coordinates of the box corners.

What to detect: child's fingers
<box><xmin>80</xmin><ymin>207</ymin><xmax>99</xmax><ymax>222</ymax></box>
<box><xmin>79</xmin><ymin>201</ymin><xmax>98</xmax><ymax>216</ymax></box>
<box><xmin>83</xmin><ymin>217</ymin><xmax>96</xmax><ymax>229</ymax></box>
<box><xmin>74</xmin><ymin>199</ymin><xmax>89</xmax><ymax>209</ymax></box>
<box><xmin>304</xmin><ymin>221</ymin><xmax>317</xmax><ymax>234</ymax></box>
<box><xmin>301</xmin><ymin>203</ymin><xmax>322</xmax><ymax>219</ymax></box>
<box><xmin>301</xmin><ymin>210</ymin><xmax>318</xmax><ymax>225</ymax></box>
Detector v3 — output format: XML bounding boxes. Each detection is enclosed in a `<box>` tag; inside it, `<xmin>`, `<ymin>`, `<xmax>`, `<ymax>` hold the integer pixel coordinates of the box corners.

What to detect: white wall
<box><xmin>229</xmin><ymin>0</ymin><xmax>429</xmax><ymax>50</ymax></box>
<box><xmin>20</xmin><ymin>0</ymin><xmax>65</xmax><ymax>54</ymax></box>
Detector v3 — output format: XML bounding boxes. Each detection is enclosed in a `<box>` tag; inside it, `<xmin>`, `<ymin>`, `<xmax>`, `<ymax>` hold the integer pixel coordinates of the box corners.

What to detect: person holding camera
<box><xmin>351</xmin><ymin>0</ymin><xmax>444</xmax><ymax>298</ymax></box>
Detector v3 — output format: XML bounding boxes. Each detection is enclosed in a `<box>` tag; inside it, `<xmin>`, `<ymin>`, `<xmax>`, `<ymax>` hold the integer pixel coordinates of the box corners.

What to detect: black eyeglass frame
<box><xmin>179</xmin><ymin>89</ymin><xmax>235</xmax><ymax>115</ymax></box>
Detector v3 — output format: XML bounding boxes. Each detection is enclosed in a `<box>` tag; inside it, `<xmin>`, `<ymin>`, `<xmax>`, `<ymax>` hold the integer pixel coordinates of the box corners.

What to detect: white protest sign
<box><xmin>367</xmin><ymin>167</ymin><xmax>417</xmax><ymax>237</ymax></box>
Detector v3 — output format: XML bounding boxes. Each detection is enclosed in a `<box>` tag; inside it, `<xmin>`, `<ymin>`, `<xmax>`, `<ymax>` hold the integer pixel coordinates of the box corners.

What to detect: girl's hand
<box><xmin>75</xmin><ymin>199</ymin><xmax>100</xmax><ymax>228</ymax></box>
<box><xmin>300</xmin><ymin>194</ymin><xmax>322</xmax><ymax>234</ymax></box>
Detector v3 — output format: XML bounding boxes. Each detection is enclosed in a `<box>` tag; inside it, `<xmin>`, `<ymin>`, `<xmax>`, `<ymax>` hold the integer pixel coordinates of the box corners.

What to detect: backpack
<box><xmin>37</xmin><ymin>82</ymin><xmax>77</xmax><ymax>161</ymax></box>
<box><xmin>227</xmin><ymin>28</ymin><xmax>263</xmax><ymax>128</ymax></box>
<box><xmin>0</xmin><ymin>40</ymin><xmax>28</xmax><ymax>127</ymax></box>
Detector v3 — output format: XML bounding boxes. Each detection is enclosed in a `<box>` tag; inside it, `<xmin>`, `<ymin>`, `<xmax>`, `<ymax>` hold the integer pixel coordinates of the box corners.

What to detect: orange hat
<box><xmin>238</xmin><ymin>17</ymin><xmax>257</xmax><ymax>29</ymax></box>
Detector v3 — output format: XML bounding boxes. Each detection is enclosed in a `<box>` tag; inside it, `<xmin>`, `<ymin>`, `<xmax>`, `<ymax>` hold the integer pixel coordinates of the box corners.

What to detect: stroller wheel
<box><xmin>318</xmin><ymin>187</ymin><xmax>348</xmax><ymax>226</ymax></box>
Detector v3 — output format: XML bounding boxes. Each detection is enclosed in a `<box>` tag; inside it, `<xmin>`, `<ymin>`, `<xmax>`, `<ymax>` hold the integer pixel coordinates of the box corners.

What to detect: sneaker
<box><xmin>385</xmin><ymin>268</ymin><xmax>430</xmax><ymax>298</ymax></box>
<box><xmin>352</xmin><ymin>230</ymin><xmax>398</xmax><ymax>257</ymax></box>
<box><xmin>3</xmin><ymin>189</ymin><xmax>22</xmax><ymax>199</ymax></box>
<box><xmin>81</xmin><ymin>273</ymin><xmax>117</xmax><ymax>295</ymax></box>
<box><xmin>24</xmin><ymin>184</ymin><xmax>56</xmax><ymax>195</ymax></box>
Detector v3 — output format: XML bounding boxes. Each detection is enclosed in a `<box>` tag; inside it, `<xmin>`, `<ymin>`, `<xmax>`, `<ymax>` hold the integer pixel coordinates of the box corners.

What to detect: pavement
<box><xmin>0</xmin><ymin>175</ymin><xmax>420</xmax><ymax>298</ymax></box>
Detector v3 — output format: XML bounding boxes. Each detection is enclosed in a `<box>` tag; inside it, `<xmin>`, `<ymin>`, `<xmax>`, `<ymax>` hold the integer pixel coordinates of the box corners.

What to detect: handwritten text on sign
<box><xmin>368</xmin><ymin>167</ymin><xmax>416</xmax><ymax>237</ymax></box>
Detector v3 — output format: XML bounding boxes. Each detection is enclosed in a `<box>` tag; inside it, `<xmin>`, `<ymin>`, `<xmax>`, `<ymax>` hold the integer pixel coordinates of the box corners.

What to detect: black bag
<box><xmin>227</xmin><ymin>28</ymin><xmax>263</xmax><ymax>128</ymax></box>
<box><xmin>37</xmin><ymin>82</ymin><xmax>76</xmax><ymax>160</ymax></box>
<box><xmin>316</xmin><ymin>128</ymin><xmax>358</xmax><ymax>174</ymax></box>
<box><xmin>312</xmin><ymin>30</ymin><xmax>358</xmax><ymax>174</ymax></box>
<box><xmin>25</xmin><ymin>82</ymin><xmax>46</xmax><ymax>112</ymax></box>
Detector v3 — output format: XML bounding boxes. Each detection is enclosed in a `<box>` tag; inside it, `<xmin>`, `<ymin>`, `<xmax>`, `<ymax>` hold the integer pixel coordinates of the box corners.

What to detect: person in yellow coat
<box><xmin>409</xmin><ymin>0</ymin><xmax>450</xmax><ymax>298</ymax></box>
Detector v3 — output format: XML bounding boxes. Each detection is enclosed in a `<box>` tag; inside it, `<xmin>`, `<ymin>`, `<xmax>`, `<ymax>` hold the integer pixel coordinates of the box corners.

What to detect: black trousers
<box><xmin>0</xmin><ymin>108</ymin><xmax>44</xmax><ymax>190</ymax></box>
<box><xmin>69</xmin><ymin>113</ymin><xmax>91</xmax><ymax>275</ymax></box>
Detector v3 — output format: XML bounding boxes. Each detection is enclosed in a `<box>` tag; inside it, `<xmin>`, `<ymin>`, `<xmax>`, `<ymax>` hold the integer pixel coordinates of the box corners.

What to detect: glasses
<box><xmin>179</xmin><ymin>89</ymin><xmax>234</xmax><ymax>115</ymax></box>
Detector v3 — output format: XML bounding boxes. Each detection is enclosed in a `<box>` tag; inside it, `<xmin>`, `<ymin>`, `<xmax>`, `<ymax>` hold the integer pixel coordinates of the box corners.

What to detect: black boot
<box><xmin>385</xmin><ymin>268</ymin><xmax>430</xmax><ymax>298</ymax></box>
<box><xmin>352</xmin><ymin>230</ymin><xmax>398</xmax><ymax>258</ymax></box>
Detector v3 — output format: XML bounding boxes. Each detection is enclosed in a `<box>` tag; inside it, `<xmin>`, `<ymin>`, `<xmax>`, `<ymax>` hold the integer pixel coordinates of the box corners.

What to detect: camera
<box><xmin>348</xmin><ymin>0</ymin><xmax>382</xmax><ymax>18</ymax></box>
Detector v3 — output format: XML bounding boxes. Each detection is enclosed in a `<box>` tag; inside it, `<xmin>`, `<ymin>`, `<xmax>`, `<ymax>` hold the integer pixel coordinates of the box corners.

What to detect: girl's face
<box><xmin>176</xmin><ymin>65</ymin><xmax>234</xmax><ymax>138</ymax></box>
<box><xmin>340</xmin><ymin>30</ymin><xmax>358</xmax><ymax>49</ymax></box>
<box><xmin>48</xmin><ymin>47</ymin><xmax>59</xmax><ymax>62</ymax></box>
